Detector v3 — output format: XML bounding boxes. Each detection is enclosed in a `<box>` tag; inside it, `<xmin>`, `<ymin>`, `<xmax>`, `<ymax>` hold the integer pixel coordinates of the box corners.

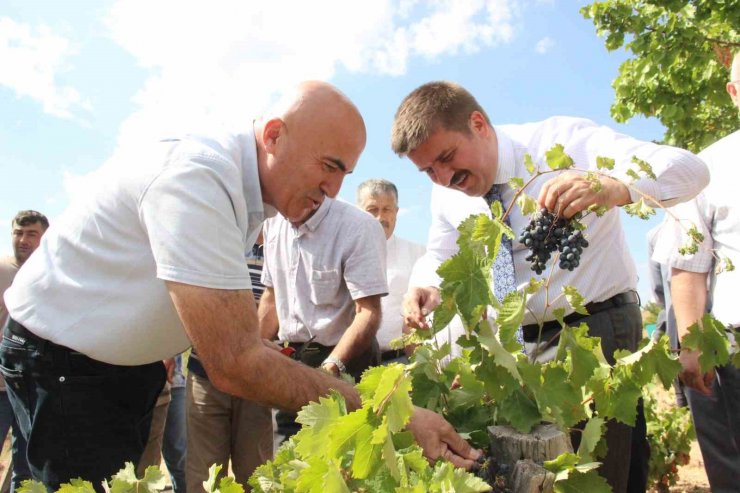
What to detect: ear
<box><xmin>727</xmin><ymin>81</ymin><xmax>738</xmax><ymax>100</ymax></box>
<box><xmin>262</xmin><ymin>118</ymin><xmax>284</xmax><ymax>155</ymax></box>
<box><xmin>469</xmin><ymin>111</ymin><xmax>490</xmax><ymax>136</ymax></box>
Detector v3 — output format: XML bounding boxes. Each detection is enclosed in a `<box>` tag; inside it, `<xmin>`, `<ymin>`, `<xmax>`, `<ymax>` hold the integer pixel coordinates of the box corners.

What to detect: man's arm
<box><xmin>322</xmin><ymin>294</ymin><xmax>381</xmax><ymax>376</ymax></box>
<box><xmin>166</xmin><ymin>281</ymin><xmax>361</xmax><ymax>411</ymax></box>
<box><xmin>258</xmin><ymin>286</ymin><xmax>280</xmax><ymax>340</ymax></box>
<box><xmin>670</xmin><ymin>268</ymin><xmax>714</xmax><ymax>395</ymax></box>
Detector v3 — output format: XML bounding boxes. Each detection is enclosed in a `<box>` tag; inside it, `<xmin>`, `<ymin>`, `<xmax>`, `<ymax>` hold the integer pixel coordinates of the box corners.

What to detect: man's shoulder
<box><xmin>699</xmin><ymin>130</ymin><xmax>740</xmax><ymax>164</ymax></box>
<box><xmin>0</xmin><ymin>257</ymin><xmax>18</xmax><ymax>286</ymax></box>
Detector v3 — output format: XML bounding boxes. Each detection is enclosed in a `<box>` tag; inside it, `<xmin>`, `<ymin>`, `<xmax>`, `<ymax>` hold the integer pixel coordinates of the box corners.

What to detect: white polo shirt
<box><xmin>261</xmin><ymin>198</ymin><xmax>388</xmax><ymax>347</ymax></box>
<box><xmin>5</xmin><ymin>129</ymin><xmax>273</xmax><ymax>365</ymax></box>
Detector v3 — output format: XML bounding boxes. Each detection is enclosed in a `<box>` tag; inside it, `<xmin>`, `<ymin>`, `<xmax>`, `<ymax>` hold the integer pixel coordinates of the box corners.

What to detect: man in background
<box><xmin>0</xmin><ymin>210</ymin><xmax>48</xmax><ymax>492</ymax></box>
<box><xmin>356</xmin><ymin>179</ymin><xmax>425</xmax><ymax>364</ymax></box>
<box><xmin>652</xmin><ymin>51</ymin><xmax>740</xmax><ymax>493</ymax></box>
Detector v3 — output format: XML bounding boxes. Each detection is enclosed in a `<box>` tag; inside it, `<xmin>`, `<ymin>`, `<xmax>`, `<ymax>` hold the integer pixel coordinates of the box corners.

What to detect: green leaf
<box><xmin>56</xmin><ymin>479</ymin><xmax>97</xmax><ymax>493</ymax></box>
<box><xmin>585</xmin><ymin>172</ymin><xmax>602</xmax><ymax>192</ymax></box>
<box><xmin>595</xmin><ymin>156</ymin><xmax>615</xmax><ymax>170</ymax></box>
<box><xmin>516</xmin><ymin>193</ymin><xmax>539</xmax><ymax>216</ymax></box>
<box><xmin>498</xmin><ymin>387</ymin><xmax>542</xmax><ymax>433</ymax></box>
<box><xmin>577</xmin><ymin>417</ymin><xmax>605</xmax><ymax>463</ymax></box>
<box><xmin>586</xmin><ymin>204</ymin><xmax>608</xmax><ymax>217</ymax></box>
<box><xmin>477</xmin><ymin>321</ymin><xmax>522</xmax><ymax>383</ymax></box>
<box><xmin>617</xmin><ymin>337</ymin><xmax>681</xmax><ymax>389</ymax></box>
<box><xmin>590</xmin><ymin>365</ymin><xmax>642</xmax><ymax>426</ymax></box>
<box><xmin>108</xmin><ymin>463</ymin><xmax>166</xmax><ymax>493</ymax></box>
<box><xmin>626</xmin><ymin>169</ymin><xmax>641</xmax><ymax>182</ymax></box>
<box><xmin>370</xmin><ymin>364</ymin><xmax>414</xmax><ymax>432</ymax></box>
<box><xmin>495</xmin><ymin>291</ymin><xmax>526</xmax><ymax>352</ymax></box>
<box><xmin>536</xmin><ymin>365</ymin><xmax>589</xmax><ymax>428</ymax></box>
<box><xmin>18</xmin><ymin>480</ymin><xmax>55</xmax><ymax>493</ymax></box>
<box><xmin>631</xmin><ymin>156</ymin><xmax>657</xmax><ymax>180</ymax></box>
<box><xmin>295</xmin><ymin>393</ymin><xmax>347</xmax><ymax>458</ymax></box>
<box><xmin>430</xmin><ymin>462</ymin><xmax>491</xmax><ymax>492</ymax></box>
<box><xmin>545</xmin><ymin>144</ymin><xmax>575</xmax><ymax>170</ymax></box>
<box><xmin>524</xmin><ymin>153</ymin><xmax>537</xmax><ymax>174</ymax></box>
<box><xmin>509</xmin><ymin>176</ymin><xmax>524</xmax><ymax>190</ymax></box>
<box><xmin>623</xmin><ymin>198</ymin><xmax>656</xmax><ymax>220</ymax></box>
<box><xmin>326</xmin><ymin>407</ymin><xmax>383</xmax><ymax>479</ymax></box>
<box><xmin>563</xmin><ymin>286</ymin><xmax>589</xmax><ymax>315</ymax></box>
<box><xmin>554</xmin><ymin>470</ymin><xmax>611</xmax><ymax>493</ymax></box>
<box><xmin>681</xmin><ymin>314</ymin><xmax>731</xmax><ymax>372</ymax></box>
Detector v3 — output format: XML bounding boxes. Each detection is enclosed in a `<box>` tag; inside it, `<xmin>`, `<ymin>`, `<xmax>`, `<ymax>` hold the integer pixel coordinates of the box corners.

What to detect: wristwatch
<box><xmin>322</xmin><ymin>355</ymin><xmax>347</xmax><ymax>374</ymax></box>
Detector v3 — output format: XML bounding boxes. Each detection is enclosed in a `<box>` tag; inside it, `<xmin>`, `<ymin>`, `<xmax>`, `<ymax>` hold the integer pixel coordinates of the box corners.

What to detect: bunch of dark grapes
<box><xmin>519</xmin><ymin>208</ymin><xmax>589</xmax><ymax>275</ymax></box>
<box><xmin>473</xmin><ymin>455</ymin><xmax>511</xmax><ymax>492</ymax></box>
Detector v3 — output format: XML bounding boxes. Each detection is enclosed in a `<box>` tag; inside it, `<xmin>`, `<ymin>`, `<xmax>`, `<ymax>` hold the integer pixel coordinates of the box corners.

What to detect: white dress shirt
<box><xmin>410</xmin><ymin>116</ymin><xmax>710</xmax><ymax>325</ymax></box>
<box><xmin>377</xmin><ymin>235</ymin><xmax>425</xmax><ymax>351</ymax></box>
<box><xmin>261</xmin><ymin>198</ymin><xmax>388</xmax><ymax>346</ymax></box>
<box><xmin>652</xmin><ymin>130</ymin><xmax>740</xmax><ymax>328</ymax></box>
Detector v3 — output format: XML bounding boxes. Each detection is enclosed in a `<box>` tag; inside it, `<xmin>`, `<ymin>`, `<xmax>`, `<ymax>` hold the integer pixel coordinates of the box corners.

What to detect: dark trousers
<box><xmin>552</xmin><ymin>301</ymin><xmax>649</xmax><ymax>493</ymax></box>
<box><xmin>0</xmin><ymin>319</ymin><xmax>166</xmax><ymax>492</ymax></box>
<box><xmin>0</xmin><ymin>390</ymin><xmax>31</xmax><ymax>492</ymax></box>
<box><xmin>275</xmin><ymin>339</ymin><xmax>379</xmax><ymax>438</ymax></box>
<box><xmin>685</xmin><ymin>363</ymin><xmax>740</xmax><ymax>493</ymax></box>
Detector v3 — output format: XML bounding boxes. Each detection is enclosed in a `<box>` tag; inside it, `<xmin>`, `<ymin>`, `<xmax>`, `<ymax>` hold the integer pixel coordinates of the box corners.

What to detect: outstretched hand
<box><xmin>403</xmin><ymin>286</ymin><xmax>441</xmax><ymax>330</ymax></box>
<box><xmin>538</xmin><ymin>171</ymin><xmax>630</xmax><ymax>218</ymax></box>
<box><xmin>407</xmin><ymin>407</ymin><xmax>482</xmax><ymax>470</ymax></box>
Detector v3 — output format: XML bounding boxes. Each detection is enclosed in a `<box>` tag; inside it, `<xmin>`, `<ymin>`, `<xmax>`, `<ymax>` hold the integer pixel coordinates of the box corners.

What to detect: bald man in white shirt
<box><xmin>652</xmin><ymin>52</ymin><xmax>740</xmax><ymax>493</ymax></box>
<box><xmin>392</xmin><ymin>81</ymin><xmax>710</xmax><ymax>493</ymax></box>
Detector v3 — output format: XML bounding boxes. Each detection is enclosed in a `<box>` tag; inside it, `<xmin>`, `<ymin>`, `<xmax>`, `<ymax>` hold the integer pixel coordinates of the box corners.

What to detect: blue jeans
<box><xmin>0</xmin><ymin>390</ymin><xmax>31</xmax><ymax>492</ymax></box>
<box><xmin>163</xmin><ymin>386</ymin><xmax>187</xmax><ymax>493</ymax></box>
<box><xmin>0</xmin><ymin>319</ymin><xmax>166</xmax><ymax>492</ymax></box>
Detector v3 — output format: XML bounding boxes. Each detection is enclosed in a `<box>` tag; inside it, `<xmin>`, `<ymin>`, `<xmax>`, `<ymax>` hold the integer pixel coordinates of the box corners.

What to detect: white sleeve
<box><xmin>652</xmin><ymin>194</ymin><xmax>715</xmax><ymax>274</ymax></box>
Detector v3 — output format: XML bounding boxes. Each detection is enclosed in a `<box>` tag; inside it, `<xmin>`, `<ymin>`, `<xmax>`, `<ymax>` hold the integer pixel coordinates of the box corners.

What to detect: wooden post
<box><xmin>488</xmin><ymin>424</ymin><xmax>571</xmax><ymax>493</ymax></box>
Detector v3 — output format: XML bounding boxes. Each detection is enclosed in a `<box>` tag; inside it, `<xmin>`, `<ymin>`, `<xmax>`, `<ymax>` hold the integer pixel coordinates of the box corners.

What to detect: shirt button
<box><xmin>59</xmin><ymin>376</ymin><xmax>66</xmax><ymax>383</ymax></box>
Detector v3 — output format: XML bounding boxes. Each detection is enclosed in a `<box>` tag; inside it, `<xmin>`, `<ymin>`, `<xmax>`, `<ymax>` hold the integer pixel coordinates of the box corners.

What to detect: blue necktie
<box><xmin>484</xmin><ymin>184</ymin><xmax>523</xmax><ymax>344</ymax></box>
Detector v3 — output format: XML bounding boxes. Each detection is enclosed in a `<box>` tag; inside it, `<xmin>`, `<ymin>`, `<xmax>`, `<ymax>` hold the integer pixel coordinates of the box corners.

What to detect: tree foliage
<box><xmin>582</xmin><ymin>0</ymin><xmax>740</xmax><ymax>152</ymax></box>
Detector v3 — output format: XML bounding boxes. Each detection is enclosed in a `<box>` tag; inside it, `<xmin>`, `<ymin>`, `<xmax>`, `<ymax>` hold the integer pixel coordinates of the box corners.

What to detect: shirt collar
<box><xmin>492</xmin><ymin>125</ymin><xmax>516</xmax><ymax>185</ymax></box>
<box><xmin>296</xmin><ymin>197</ymin><xmax>334</xmax><ymax>233</ymax></box>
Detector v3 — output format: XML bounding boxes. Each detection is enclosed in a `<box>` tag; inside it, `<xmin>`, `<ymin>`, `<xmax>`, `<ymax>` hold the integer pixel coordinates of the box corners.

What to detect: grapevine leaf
<box><xmin>556</xmin><ymin>324</ymin><xmax>607</xmax><ymax>387</ymax></box>
<box><xmin>544</xmin><ymin>452</ymin><xmax>580</xmax><ymax>479</ymax></box>
<box><xmin>382</xmin><ymin>433</ymin><xmax>401</xmax><ymax>481</ymax></box>
<box><xmin>326</xmin><ymin>407</ymin><xmax>383</xmax><ymax>478</ymax></box>
<box><xmin>477</xmin><ymin>321</ymin><xmax>522</xmax><ymax>382</ymax></box>
<box><xmin>17</xmin><ymin>482</ymin><xmax>48</xmax><ymax>493</ymax></box>
<box><xmin>431</xmin><ymin>295</ymin><xmax>457</xmax><ymax>334</ymax></box>
<box><xmin>587</xmin><ymin>204</ymin><xmax>608</xmax><ymax>216</ymax></box>
<box><xmin>430</xmin><ymin>462</ymin><xmax>491</xmax><ymax>492</ymax></box>
<box><xmin>524</xmin><ymin>153</ymin><xmax>537</xmax><ymax>174</ymax></box>
<box><xmin>295</xmin><ymin>393</ymin><xmax>347</xmax><ymax>458</ymax></box>
<box><xmin>109</xmin><ymin>463</ymin><xmax>165</xmax><ymax>493</ymax></box>
<box><xmin>447</xmin><ymin>359</ymin><xmax>485</xmax><ymax>408</ymax></box>
<box><xmin>495</xmin><ymin>291</ymin><xmax>526</xmax><ymax>352</ymax></box>
<box><xmin>537</xmin><ymin>365</ymin><xmax>589</xmax><ymax>427</ymax></box>
<box><xmin>585</xmin><ymin>172</ymin><xmax>602</xmax><ymax>192</ymax></box>
<box><xmin>577</xmin><ymin>417</ymin><xmax>605</xmax><ymax>463</ymax></box>
<box><xmin>203</xmin><ymin>464</ymin><xmax>223</xmax><ymax>493</ymax></box>
<box><xmin>545</xmin><ymin>144</ymin><xmax>575</xmax><ymax>170</ymax></box>
<box><xmin>552</xmin><ymin>308</ymin><xmax>566</xmax><ymax>327</ymax></box>
<box><xmin>554</xmin><ymin>470</ymin><xmax>610</xmax><ymax>493</ymax></box>
<box><xmin>623</xmin><ymin>198</ymin><xmax>656</xmax><ymax>220</ymax></box>
<box><xmin>437</xmin><ymin>246</ymin><xmax>491</xmax><ymax>331</ymax></box>
<box><xmin>631</xmin><ymin>156</ymin><xmax>657</xmax><ymax>180</ymax></box>
<box><xmin>563</xmin><ymin>286</ymin><xmax>589</xmax><ymax>315</ymax></box>
<box><xmin>516</xmin><ymin>193</ymin><xmax>539</xmax><ymax>216</ymax></box>
<box><xmin>681</xmin><ymin>314</ymin><xmax>731</xmax><ymax>372</ymax></box>
<box><xmin>56</xmin><ymin>479</ymin><xmax>96</xmax><ymax>493</ymax></box>
<box><xmin>617</xmin><ymin>337</ymin><xmax>681</xmax><ymax>389</ymax></box>
<box><xmin>356</xmin><ymin>366</ymin><xmax>386</xmax><ymax>403</ymax></box>
<box><xmin>499</xmin><ymin>387</ymin><xmax>542</xmax><ymax>433</ymax></box>
<box><xmin>717</xmin><ymin>256</ymin><xmax>735</xmax><ymax>274</ymax></box>
<box><xmin>524</xmin><ymin>278</ymin><xmax>545</xmax><ymax>295</ymax></box>
<box><xmin>509</xmin><ymin>176</ymin><xmax>524</xmax><ymax>190</ymax></box>
<box><xmin>595</xmin><ymin>156</ymin><xmax>615</xmax><ymax>170</ymax></box>
<box><xmin>475</xmin><ymin>352</ymin><xmax>519</xmax><ymax>401</ymax></box>
<box><xmin>216</xmin><ymin>477</ymin><xmax>245</xmax><ymax>493</ymax></box>
<box><xmin>371</xmin><ymin>364</ymin><xmax>414</xmax><ymax>432</ymax></box>
<box><xmin>626</xmin><ymin>169</ymin><xmax>641</xmax><ymax>182</ymax></box>
<box><xmin>590</xmin><ymin>365</ymin><xmax>642</xmax><ymax>426</ymax></box>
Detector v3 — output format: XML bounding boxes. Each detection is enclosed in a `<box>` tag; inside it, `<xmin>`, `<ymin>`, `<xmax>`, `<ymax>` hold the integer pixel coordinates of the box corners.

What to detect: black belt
<box><xmin>522</xmin><ymin>290</ymin><xmax>640</xmax><ymax>343</ymax></box>
<box><xmin>380</xmin><ymin>349</ymin><xmax>405</xmax><ymax>362</ymax></box>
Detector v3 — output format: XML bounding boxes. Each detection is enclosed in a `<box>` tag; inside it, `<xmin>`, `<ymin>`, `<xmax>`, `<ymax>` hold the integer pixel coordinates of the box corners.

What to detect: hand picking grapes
<box><xmin>519</xmin><ymin>208</ymin><xmax>589</xmax><ymax>275</ymax></box>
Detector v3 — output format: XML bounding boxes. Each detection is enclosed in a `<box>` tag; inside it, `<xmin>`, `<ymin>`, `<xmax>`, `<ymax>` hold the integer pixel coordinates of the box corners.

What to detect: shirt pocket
<box><xmin>309</xmin><ymin>269</ymin><xmax>341</xmax><ymax>306</ymax></box>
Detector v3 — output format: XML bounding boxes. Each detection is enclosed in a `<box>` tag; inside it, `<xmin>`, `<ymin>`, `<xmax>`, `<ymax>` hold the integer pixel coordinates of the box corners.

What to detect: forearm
<box><xmin>330</xmin><ymin>296</ymin><xmax>381</xmax><ymax>363</ymax></box>
<box><xmin>670</xmin><ymin>268</ymin><xmax>709</xmax><ymax>340</ymax></box>
<box><xmin>166</xmin><ymin>281</ymin><xmax>360</xmax><ymax>411</ymax></box>
<box><xmin>258</xmin><ymin>287</ymin><xmax>280</xmax><ymax>340</ymax></box>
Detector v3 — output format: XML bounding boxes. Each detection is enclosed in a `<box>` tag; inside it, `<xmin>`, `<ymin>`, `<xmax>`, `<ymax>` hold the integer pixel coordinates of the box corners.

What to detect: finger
<box><xmin>439</xmin><ymin>424</ymin><xmax>477</xmax><ymax>462</ymax></box>
<box><xmin>538</xmin><ymin>180</ymin><xmax>558</xmax><ymax>210</ymax></box>
<box><xmin>445</xmin><ymin>451</ymin><xmax>477</xmax><ymax>470</ymax></box>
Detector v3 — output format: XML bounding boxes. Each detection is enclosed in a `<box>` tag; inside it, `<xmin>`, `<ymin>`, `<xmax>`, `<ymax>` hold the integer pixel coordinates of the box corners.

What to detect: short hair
<box><xmin>391</xmin><ymin>81</ymin><xmax>491</xmax><ymax>155</ymax></box>
<box><xmin>356</xmin><ymin>179</ymin><xmax>398</xmax><ymax>205</ymax></box>
<box><xmin>12</xmin><ymin>210</ymin><xmax>49</xmax><ymax>231</ymax></box>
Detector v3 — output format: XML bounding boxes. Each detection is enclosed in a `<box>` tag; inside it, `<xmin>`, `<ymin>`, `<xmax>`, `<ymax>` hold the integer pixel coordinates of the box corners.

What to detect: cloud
<box><xmin>535</xmin><ymin>36</ymin><xmax>554</xmax><ymax>54</ymax></box>
<box><xmin>102</xmin><ymin>0</ymin><xmax>520</xmax><ymax>148</ymax></box>
<box><xmin>0</xmin><ymin>17</ymin><xmax>91</xmax><ymax>119</ymax></box>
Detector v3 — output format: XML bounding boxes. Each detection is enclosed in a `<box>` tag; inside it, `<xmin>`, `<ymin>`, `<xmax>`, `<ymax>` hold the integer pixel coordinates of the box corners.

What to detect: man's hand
<box><xmin>407</xmin><ymin>407</ymin><xmax>481</xmax><ymax>470</ymax></box>
<box><xmin>678</xmin><ymin>349</ymin><xmax>715</xmax><ymax>396</ymax></box>
<box><xmin>538</xmin><ymin>171</ymin><xmax>630</xmax><ymax>219</ymax></box>
<box><xmin>163</xmin><ymin>358</ymin><xmax>176</xmax><ymax>384</ymax></box>
<box><xmin>403</xmin><ymin>287</ymin><xmax>441</xmax><ymax>330</ymax></box>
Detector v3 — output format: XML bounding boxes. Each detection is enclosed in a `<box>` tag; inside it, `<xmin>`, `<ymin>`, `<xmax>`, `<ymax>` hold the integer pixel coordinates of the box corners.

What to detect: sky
<box><xmin>1</xmin><ymin>0</ymin><xmax>671</xmax><ymax>302</ymax></box>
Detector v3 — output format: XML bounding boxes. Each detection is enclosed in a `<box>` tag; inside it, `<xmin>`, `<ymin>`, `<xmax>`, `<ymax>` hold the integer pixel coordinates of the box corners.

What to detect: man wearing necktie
<box><xmin>392</xmin><ymin>81</ymin><xmax>710</xmax><ymax>493</ymax></box>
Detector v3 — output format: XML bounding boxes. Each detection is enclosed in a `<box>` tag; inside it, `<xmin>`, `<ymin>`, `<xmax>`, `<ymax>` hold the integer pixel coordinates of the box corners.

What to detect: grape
<box><xmin>519</xmin><ymin>208</ymin><xmax>589</xmax><ymax>274</ymax></box>
<box><xmin>473</xmin><ymin>455</ymin><xmax>512</xmax><ymax>492</ymax></box>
